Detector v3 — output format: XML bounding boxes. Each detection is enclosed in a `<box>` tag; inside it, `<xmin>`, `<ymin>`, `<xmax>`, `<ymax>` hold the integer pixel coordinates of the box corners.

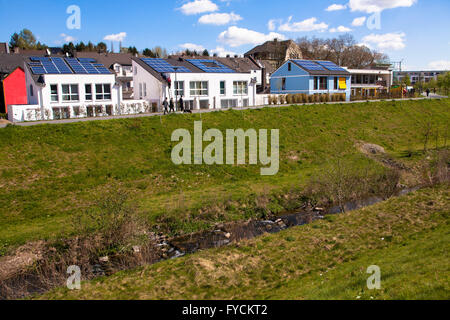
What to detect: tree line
<box><xmin>295</xmin><ymin>34</ymin><xmax>389</xmax><ymax>69</ymax></box>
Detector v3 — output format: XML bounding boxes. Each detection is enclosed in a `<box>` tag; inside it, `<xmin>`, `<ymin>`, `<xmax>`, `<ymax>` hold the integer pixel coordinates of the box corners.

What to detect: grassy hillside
<box><xmin>0</xmin><ymin>99</ymin><xmax>449</xmax><ymax>252</ymax></box>
<box><xmin>41</xmin><ymin>186</ymin><xmax>449</xmax><ymax>300</ymax></box>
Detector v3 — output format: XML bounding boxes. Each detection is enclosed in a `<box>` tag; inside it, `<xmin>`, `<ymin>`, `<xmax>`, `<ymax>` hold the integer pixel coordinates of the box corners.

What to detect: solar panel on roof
<box><xmin>78</xmin><ymin>58</ymin><xmax>96</xmax><ymax>63</ymax></box>
<box><xmin>141</xmin><ymin>58</ymin><xmax>192</xmax><ymax>73</ymax></box>
<box><xmin>30</xmin><ymin>66</ymin><xmax>46</xmax><ymax>74</ymax></box>
<box><xmin>51</xmin><ymin>57</ymin><xmax>73</xmax><ymax>74</ymax></box>
<box><xmin>186</xmin><ymin>59</ymin><xmax>234</xmax><ymax>73</ymax></box>
<box><xmin>293</xmin><ymin>60</ymin><xmax>326</xmax><ymax>71</ymax></box>
<box><xmin>314</xmin><ymin>61</ymin><xmax>346</xmax><ymax>72</ymax></box>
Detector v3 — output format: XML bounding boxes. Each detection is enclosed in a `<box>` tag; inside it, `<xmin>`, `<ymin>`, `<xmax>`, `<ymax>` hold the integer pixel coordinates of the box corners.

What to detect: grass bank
<box><xmin>40</xmin><ymin>185</ymin><xmax>449</xmax><ymax>300</ymax></box>
<box><xmin>0</xmin><ymin>99</ymin><xmax>449</xmax><ymax>253</ymax></box>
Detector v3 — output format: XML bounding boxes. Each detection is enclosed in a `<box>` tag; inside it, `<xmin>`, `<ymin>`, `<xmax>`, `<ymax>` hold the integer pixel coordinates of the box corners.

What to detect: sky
<box><xmin>0</xmin><ymin>0</ymin><xmax>449</xmax><ymax>70</ymax></box>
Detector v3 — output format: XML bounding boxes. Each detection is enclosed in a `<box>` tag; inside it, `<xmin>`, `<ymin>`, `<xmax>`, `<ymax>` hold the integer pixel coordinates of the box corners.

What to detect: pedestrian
<box><xmin>179</xmin><ymin>96</ymin><xmax>184</xmax><ymax>112</ymax></box>
<box><xmin>169</xmin><ymin>98</ymin><xmax>175</xmax><ymax>113</ymax></box>
<box><xmin>426</xmin><ymin>88</ymin><xmax>430</xmax><ymax>97</ymax></box>
<box><xmin>163</xmin><ymin>97</ymin><xmax>169</xmax><ymax>115</ymax></box>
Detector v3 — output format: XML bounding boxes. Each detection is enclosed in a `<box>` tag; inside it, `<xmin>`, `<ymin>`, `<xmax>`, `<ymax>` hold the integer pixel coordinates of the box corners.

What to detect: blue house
<box><xmin>270</xmin><ymin>60</ymin><xmax>351</xmax><ymax>101</ymax></box>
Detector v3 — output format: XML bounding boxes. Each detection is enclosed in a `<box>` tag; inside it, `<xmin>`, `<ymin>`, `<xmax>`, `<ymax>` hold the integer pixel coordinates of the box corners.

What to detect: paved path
<box><xmin>1</xmin><ymin>96</ymin><xmax>447</xmax><ymax>129</ymax></box>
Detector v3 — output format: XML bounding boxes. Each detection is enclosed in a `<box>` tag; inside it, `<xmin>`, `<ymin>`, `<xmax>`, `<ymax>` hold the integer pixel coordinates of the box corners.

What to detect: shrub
<box><xmin>286</xmin><ymin>94</ymin><xmax>294</xmax><ymax>104</ymax></box>
<box><xmin>314</xmin><ymin>94</ymin><xmax>321</xmax><ymax>103</ymax></box>
<box><xmin>278</xmin><ymin>95</ymin><xmax>286</xmax><ymax>105</ymax></box>
<box><xmin>0</xmin><ymin>113</ymin><xmax>7</xmax><ymax>120</ymax></box>
<box><xmin>301</xmin><ymin>94</ymin><xmax>308</xmax><ymax>103</ymax></box>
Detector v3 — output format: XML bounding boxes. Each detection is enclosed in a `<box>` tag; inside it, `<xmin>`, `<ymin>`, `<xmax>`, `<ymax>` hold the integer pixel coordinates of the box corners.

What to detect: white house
<box><xmin>347</xmin><ymin>68</ymin><xmax>393</xmax><ymax>97</ymax></box>
<box><xmin>132</xmin><ymin>57</ymin><xmax>261</xmax><ymax>110</ymax></box>
<box><xmin>7</xmin><ymin>55</ymin><xmax>149</xmax><ymax>122</ymax></box>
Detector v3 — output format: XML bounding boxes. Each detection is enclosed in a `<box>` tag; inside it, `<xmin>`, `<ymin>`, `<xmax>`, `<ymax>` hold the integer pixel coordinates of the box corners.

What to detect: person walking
<box><xmin>179</xmin><ymin>96</ymin><xmax>184</xmax><ymax>112</ymax></box>
<box><xmin>163</xmin><ymin>97</ymin><xmax>169</xmax><ymax>115</ymax></box>
<box><xmin>169</xmin><ymin>98</ymin><xmax>175</xmax><ymax>113</ymax></box>
<box><xmin>426</xmin><ymin>88</ymin><xmax>430</xmax><ymax>97</ymax></box>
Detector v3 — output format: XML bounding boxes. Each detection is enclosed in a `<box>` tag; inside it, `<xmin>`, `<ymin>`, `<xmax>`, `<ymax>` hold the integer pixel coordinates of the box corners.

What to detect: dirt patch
<box><xmin>0</xmin><ymin>241</ymin><xmax>45</xmax><ymax>282</ymax></box>
<box><xmin>356</xmin><ymin>141</ymin><xmax>409</xmax><ymax>172</ymax></box>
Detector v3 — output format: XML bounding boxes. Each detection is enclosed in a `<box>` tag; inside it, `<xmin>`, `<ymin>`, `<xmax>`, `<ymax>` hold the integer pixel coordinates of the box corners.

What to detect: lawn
<box><xmin>0</xmin><ymin>99</ymin><xmax>449</xmax><ymax>252</ymax></box>
<box><xmin>40</xmin><ymin>185</ymin><xmax>449</xmax><ymax>300</ymax></box>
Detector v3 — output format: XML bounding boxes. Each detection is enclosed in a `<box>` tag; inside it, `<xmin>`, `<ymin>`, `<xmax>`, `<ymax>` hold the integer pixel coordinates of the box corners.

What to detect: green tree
<box><xmin>9</xmin><ymin>29</ymin><xmax>38</xmax><ymax>50</ymax></box>
<box><xmin>75</xmin><ymin>41</ymin><xmax>86</xmax><ymax>52</ymax></box>
<box><xmin>127</xmin><ymin>46</ymin><xmax>139</xmax><ymax>55</ymax></box>
<box><xmin>62</xmin><ymin>42</ymin><xmax>76</xmax><ymax>55</ymax></box>
<box><xmin>202</xmin><ymin>49</ymin><xmax>210</xmax><ymax>57</ymax></box>
<box><xmin>96</xmin><ymin>42</ymin><xmax>107</xmax><ymax>53</ymax></box>
<box><xmin>403</xmin><ymin>74</ymin><xmax>411</xmax><ymax>87</ymax></box>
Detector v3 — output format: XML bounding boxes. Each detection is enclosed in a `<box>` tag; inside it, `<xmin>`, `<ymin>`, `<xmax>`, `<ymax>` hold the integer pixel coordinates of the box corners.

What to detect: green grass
<box><xmin>40</xmin><ymin>186</ymin><xmax>449</xmax><ymax>300</ymax></box>
<box><xmin>0</xmin><ymin>99</ymin><xmax>449</xmax><ymax>251</ymax></box>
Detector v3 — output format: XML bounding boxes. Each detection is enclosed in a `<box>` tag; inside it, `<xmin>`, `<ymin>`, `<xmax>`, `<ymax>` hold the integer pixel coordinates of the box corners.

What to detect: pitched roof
<box><xmin>0</xmin><ymin>54</ymin><xmax>26</xmax><ymax>79</ymax></box>
<box><xmin>133</xmin><ymin>56</ymin><xmax>259</xmax><ymax>82</ymax></box>
<box><xmin>290</xmin><ymin>60</ymin><xmax>350</xmax><ymax>76</ymax></box>
<box><xmin>76</xmin><ymin>52</ymin><xmax>134</xmax><ymax>69</ymax></box>
<box><xmin>244</xmin><ymin>40</ymin><xmax>298</xmax><ymax>57</ymax></box>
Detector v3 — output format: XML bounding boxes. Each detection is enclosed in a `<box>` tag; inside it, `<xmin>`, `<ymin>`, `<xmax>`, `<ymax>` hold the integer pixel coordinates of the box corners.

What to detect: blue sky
<box><xmin>1</xmin><ymin>0</ymin><xmax>449</xmax><ymax>70</ymax></box>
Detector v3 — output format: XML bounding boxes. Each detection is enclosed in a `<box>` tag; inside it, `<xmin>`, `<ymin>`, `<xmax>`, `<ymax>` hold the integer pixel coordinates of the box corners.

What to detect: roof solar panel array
<box><xmin>28</xmin><ymin>57</ymin><xmax>111</xmax><ymax>75</ymax></box>
<box><xmin>141</xmin><ymin>58</ymin><xmax>192</xmax><ymax>73</ymax></box>
<box><xmin>293</xmin><ymin>60</ymin><xmax>326</xmax><ymax>71</ymax></box>
<box><xmin>186</xmin><ymin>59</ymin><xmax>235</xmax><ymax>73</ymax></box>
<box><xmin>314</xmin><ymin>61</ymin><xmax>346</xmax><ymax>72</ymax></box>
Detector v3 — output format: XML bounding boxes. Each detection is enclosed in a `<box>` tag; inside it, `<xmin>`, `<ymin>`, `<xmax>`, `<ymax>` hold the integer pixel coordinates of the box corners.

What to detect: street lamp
<box><xmin>174</xmin><ymin>66</ymin><xmax>179</xmax><ymax>112</ymax></box>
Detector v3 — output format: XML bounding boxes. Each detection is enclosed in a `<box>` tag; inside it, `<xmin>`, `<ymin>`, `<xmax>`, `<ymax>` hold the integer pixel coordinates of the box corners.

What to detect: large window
<box><xmin>233</xmin><ymin>81</ymin><xmax>248</xmax><ymax>95</ymax></box>
<box><xmin>190</xmin><ymin>81</ymin><xmax>208</xmax><ymax>96</ymax></box>
<box><xmin>319</xmin><ymin>77</ymin><xmax>328</xmax><ymax>90</ymax></box>
<box><xmin>50</xmin><ymin>84</ymin><xmax>58</xmax><ymax>102</ymax></box>
<box><xmin>62</xmin><ymin>84</ymin><xmax>79</xmax><ymax>102</ymax></box>
<box><xmin>220</xmin><ymin>81</ymin><xmax>226</xmax><ymax>95</ymax></box>
<box><xmin>175</xmin><ymin>81</ymin><xmax>184</xmax><ymax>97</ymax></box>
<box><xmin>85</xmin><ymin>84</ymin><xmax>92</xmax><ymax>101</ymax></box>
<box><xmin>221</xmin><ymin>99</ymin><xmax>238</xmax><ymax>109</ymax></box>
<box><xmin>95</xmin><ymin>84</ymin><xmax>112</xmax><ymax>100</ymax></box>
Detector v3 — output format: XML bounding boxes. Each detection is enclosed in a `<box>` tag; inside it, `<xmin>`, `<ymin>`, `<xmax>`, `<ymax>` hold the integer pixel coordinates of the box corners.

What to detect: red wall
<box><xmin>2</xmin><ymin>68</ymin><xmax>27</xmax><ymax>113</ymax></box>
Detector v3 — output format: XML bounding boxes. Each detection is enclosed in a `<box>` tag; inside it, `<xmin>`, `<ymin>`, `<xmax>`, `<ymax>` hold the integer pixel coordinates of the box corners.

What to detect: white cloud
<box><xmin>60</xmin><ymin>33</ymin><xmax>76</xmax><ymax>43</ymax></box>
<box><xmin>352</xmin><ymin>16</ymin><xmax>367</xmax><ymax>26</ymax></box>
<box><xmin>349</xmin><ymin>0</ymin><xmax>417</xmax><ymax>13</ymax></box>
<box><xmin>326</xmin><ymin>4</ymin><xmax>347</xmax><ymax>11</ymax></box>
<box><xmin>268</xmin><ymin>19</ymin><xmax>277</xmax><ymax>31</ymax></box>
<box><xmin>179</xmin><ymin>0</ymin><xmax>219</xmax><ymax>15</ymax></box>
<box><xmin>179</xmin><ymin>43</ymin><xmax>206</xmax><ymax>51</ymax></box>
<box><xmin>211</xmin><ymin>46</ymin><xmax>238</xmax><ymax>57</ymax></box>
<box><xmin>103</xmin><ymin>32</ymin><xmax>127</xmax><ymax>42</ymax></box>
<box><xmin>428</xmin><ymin>60</ymin><xmax>450</xmax><ymax>71</ymax></box>
<box><xmin>279</xmin><ymin>17</ymin><xmax>328</xmax><ymax>32</ymax></box>
<box><xmin>330</xmin><ymin>26</ymin><xmax>353</xmax><ymax>33</ymax></box>
<box><xmin>361</xmin><ymin>32</ymin><xmax>406</xmax><ymax>51</ymax></box>
<box><xmin>218</xmin><ymin>26</ymin><xmax>285</xmax><ymax>47</ymax></box>
<box><xmin>198</xmin><ymin>12</ymin><xmax>242</xmax><ymax>25</ymax></box>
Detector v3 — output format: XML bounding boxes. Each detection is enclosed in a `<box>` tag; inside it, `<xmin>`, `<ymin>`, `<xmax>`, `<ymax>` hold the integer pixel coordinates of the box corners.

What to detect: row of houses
<box><xmin>1</xmin><ymin>40</ymin><xmax>400</xmax><ymax>123</ymax></box>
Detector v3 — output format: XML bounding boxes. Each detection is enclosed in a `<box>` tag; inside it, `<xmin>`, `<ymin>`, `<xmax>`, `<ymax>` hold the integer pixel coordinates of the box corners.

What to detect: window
<box><xmin>282</xmin><ymin>78</ymin><xmax>286</xmax><ymax>91</ymax></box>
<box><xmin>233</xmin><ymin>81</ymin><xmax>248</xmax><ymax>95</ymax></box>
<box><xmin>288</xmin><ymin>62</ymin><xmax>291</xmax><ymax>71</ymax></box>
<box><xmin>334</xmin><ymin>77</ymin><xmax>339</xmax><ymax>90</ymax></box>
<box><xmin>134</xmin><ymin>66</ymin><xmax>137</xmax><ymax>75</ymax></box>
<box><xmin>52</xmin><ymin>107</ymin><xmax>70</xmax><ymax>120</ymax></box>
<box><xmin>221</xmin><ymin>99</ymin><xmax>238</xmax><ymax>109</ymax></box>
<box><xmin>139</xmin><ymin>83</ymin><xmax>142</xmax><ymax>98</ymax></box>
<box><xmin>85</xmin><ymin>84</ymin><xmax>92</xmax><ymax>101</ymax></box>
<box><xmin>95</xmin><ymin>84</ymin><xmax>111</xmax><ymax>100</ymax></box>
<box><xmin>50</xmin><ymin>84</ymin><xmax>58</xmax><ymax>102</ymax></box>
<box><xmin>62</xmin><ymin>84</ymin><xmax>79</xmax><ymax>101</ymax></box>
<box><xmin>143</xmin><ymin>83</ymin><xmax>147</xmax><ymax>97</ymax></box>
<box><xmin>30</xmin><ymin>85</ymin><xmax>34</xmax><ymax>97</ymax></box>
<box><xmin>319</xmin><ymin>77</ymin><xmax>328</xmax><ymax>90</ymax></box>
<box><xmin>199</xmin><ymin>100</ymin><xmax>209</xmax><ymax>109</ymax></box>
<box><xmin>190</xmin><ymin>81</ymin><xmax>208</xmax><ymax>96</ymax></box>
<box><xmin>314</xmin><ymin>77</ymin><xmax>318</xmax><ymax>90</ymax></box>
<box><xmin>175</xmin><ymin>81</ymin><xmax>184</xmax><ymax>97</ymax></box>
<box><xmin>220</xmin><ymin>81</ymin><xmax>226</xmax><ymax>95</ymax></box>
